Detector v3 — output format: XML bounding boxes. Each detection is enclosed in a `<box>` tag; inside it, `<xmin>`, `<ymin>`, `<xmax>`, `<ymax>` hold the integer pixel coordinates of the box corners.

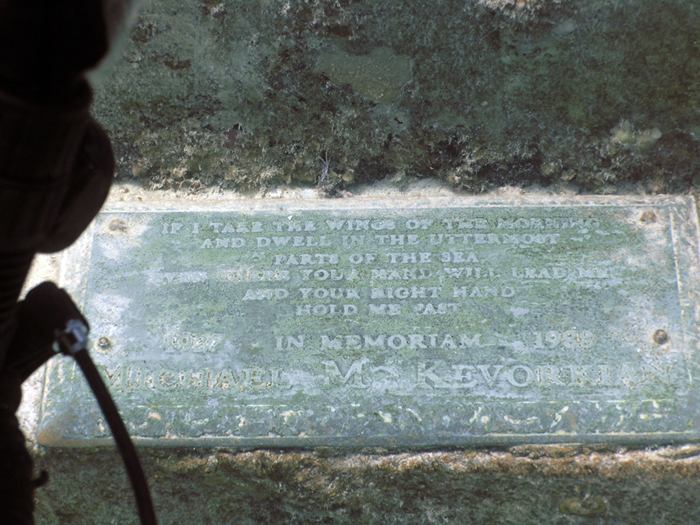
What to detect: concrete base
<box><xmin>17</xmin><ymin>186</ymin><xmax>700</xmax><ymax>524</ymax></box>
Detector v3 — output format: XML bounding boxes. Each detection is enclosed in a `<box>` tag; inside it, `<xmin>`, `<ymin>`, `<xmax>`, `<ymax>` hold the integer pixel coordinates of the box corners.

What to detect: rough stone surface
<box><xmin>32</xmin><ymin>446</ymin><xmax>700</xmax><ymax>524</ymax></box>
<box><xmin>91</xmin><ymin>0</ymin><xmax>700</xmax><ymax>195</ymax></box>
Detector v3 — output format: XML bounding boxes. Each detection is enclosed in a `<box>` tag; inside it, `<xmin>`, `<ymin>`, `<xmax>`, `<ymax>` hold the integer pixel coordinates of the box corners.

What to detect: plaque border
<box><xmin>37</xmin><ymin>194</ymin><xmax>700</xmax><ymax>448</ymax></box>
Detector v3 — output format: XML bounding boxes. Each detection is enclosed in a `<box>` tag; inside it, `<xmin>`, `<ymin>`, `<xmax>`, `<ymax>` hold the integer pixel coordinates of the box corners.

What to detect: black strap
<box><xmin>69</xmin><ymin>348</ymin><xmax>158</xmax><ymax>525</ymax></box>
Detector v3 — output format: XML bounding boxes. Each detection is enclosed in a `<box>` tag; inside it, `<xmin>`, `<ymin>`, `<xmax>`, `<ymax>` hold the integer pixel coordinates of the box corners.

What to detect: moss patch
<box><xmin>91</xmin><ymin>0</ymin><xmax>700</xmax><ymax>195</ymax></box>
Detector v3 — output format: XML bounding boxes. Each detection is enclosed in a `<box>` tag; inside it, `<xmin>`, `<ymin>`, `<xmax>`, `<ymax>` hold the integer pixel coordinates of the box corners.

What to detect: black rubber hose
<box><xmin>72</xmin><ymin>348</ymin><xmax>157</xmax><ymax>525</ymax></box>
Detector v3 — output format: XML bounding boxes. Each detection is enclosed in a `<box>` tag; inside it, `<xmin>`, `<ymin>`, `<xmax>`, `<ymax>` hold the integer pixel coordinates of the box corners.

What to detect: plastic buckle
<box><xmin>52</xmin><ymin>318</ymin><xmax>89</xmax><ymax>356</ymax></box>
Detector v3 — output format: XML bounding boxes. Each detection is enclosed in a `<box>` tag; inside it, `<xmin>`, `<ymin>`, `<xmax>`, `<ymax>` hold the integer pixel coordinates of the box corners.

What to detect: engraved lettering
<box><xmin>45</xmin><ymin>200</ymin><xmax>697</xmax><ymax>445</ymax></box>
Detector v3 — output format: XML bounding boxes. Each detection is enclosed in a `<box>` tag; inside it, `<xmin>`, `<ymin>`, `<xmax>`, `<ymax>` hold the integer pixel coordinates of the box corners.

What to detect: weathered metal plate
<box><xmin>37</xmin><ymin>195</ymin><xmax>700</xmax><ymax>447</ymax></box>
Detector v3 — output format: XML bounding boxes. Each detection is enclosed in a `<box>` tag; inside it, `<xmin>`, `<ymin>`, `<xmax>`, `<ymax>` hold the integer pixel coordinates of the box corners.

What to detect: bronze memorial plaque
<box><xmin>38</xmin><ymin>196</ymin><xmax>700</xmax><ymax>447</ymax></box>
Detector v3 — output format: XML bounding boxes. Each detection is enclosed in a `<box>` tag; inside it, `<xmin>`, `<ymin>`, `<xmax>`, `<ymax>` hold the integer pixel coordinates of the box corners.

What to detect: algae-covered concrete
<box><xmin>24</xmin><ymin>0</ymin><xmax>700</xmax><ymax>523</ymax></box>
<box><xmin>92</xmin><ymin>0</ymin><xmax>700</xmax><ymax>195</ymax></box>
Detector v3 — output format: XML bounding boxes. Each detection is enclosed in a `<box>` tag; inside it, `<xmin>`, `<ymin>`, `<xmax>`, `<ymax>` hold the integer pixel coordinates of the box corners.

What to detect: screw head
<box><xmin>640</xmin><ymin>211</ymin><xmax>657</xmax><ymax>223</ymax></box>
<box><xmin>108</xmin><ymin>219</ymin><xmax>128</xmax><ymax>232</ymax></box>
<box><xmin>97</xmin><ymin>336</ymin><xmax>112</xmax><ymax>350</ymax></box>
<box><xmin>653</xmin><ymin>329</ymin><xmax>669</xmax><ymax>345</ymax></box>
